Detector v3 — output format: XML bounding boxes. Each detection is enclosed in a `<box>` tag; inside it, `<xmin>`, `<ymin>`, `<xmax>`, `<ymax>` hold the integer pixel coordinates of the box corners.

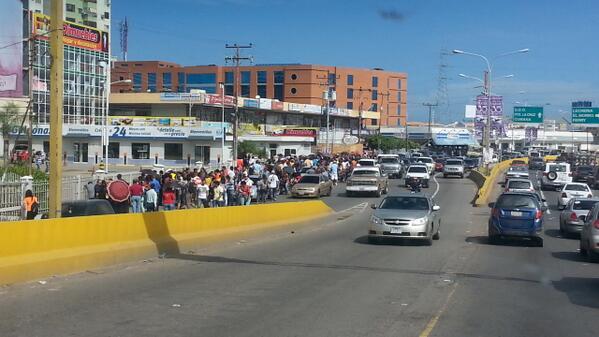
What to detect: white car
<box><xmin>443</xmin><ymin>159</ymin><xmax>465</xmax><ymax>178</ymax></box>
<box><xmin>504</xmin><ymin>178</ymin><xmax>535</xmax><ymax>193</ymax></box>
<box><xmin>404</xmin><ymin>164</ymin><xmax>431</xmax><ymax>188</ymax></box>
<box><xmin>557</xmin><ymin>182</ymin><xmax>593</xmax><ymax>210</ymax></box>
<box><xmin>417</xmin><ymin>157</ymin><xmax>435</xmax><ymax>174</ymax></box>
<box><xmin>541</xmin><ymin>162</ymin><xmax>572</xmax><ymax>191</ymax></box>
<box><xmin>358</xmin><ymin>158</ymin><xmax>378</xmax><ymax>167</ymax></box>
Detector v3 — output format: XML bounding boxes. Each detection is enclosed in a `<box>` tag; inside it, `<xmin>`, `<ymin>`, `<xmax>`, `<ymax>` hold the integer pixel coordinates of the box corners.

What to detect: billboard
<box><xmin>0</xmin><ymin>0</ymin><xmax>23</xmax><ymax>97</ymax></box>
<box><xmin>465</xmin><ymin>105</ymin><xmax>476</xmax><ymax>119</ymax></box>
<box><xmin>32</xmin><ymin>13</ymin><xmax>109</xmax><ymax>53</ymax></box>
<box><xmin>475</xmin><ymin>95</ymin><xmax>504</xmax><ymax>140</ymax></box>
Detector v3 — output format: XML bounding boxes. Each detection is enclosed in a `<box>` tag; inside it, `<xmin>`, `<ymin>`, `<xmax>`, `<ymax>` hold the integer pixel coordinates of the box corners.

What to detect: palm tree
<box><xmin>0</xmin><ymin>102</ymin><xmax>19</xmax><ymax>166</ymax></box>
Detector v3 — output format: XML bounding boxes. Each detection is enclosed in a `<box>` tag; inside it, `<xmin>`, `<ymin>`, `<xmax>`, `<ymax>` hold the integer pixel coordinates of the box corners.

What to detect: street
<box><xmin>1</xmin><ymin>172</ymin><xmax>598</xmax><ymax>337</ymax></box>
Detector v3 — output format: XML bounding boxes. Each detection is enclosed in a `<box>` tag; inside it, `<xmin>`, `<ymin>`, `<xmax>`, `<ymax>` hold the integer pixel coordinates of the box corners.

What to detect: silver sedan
<box><xmin>559</xmin><ymin>198</ymin><xmax>599</xmax><ymax>235</ymax></box>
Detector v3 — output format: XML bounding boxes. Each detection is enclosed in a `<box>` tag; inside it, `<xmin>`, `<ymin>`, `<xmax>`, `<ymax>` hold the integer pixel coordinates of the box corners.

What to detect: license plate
<box><xmin>511</xmin><ymin>211</ymin><xmax>523</xmax><ymax>217</ymax></box>
<box><xmin>358</xmin><ymin>186</ymin><xmax>366</xmax><ymax>191</ymax></box>
<box><xmin>390</xmin><ymin>227</ymin><xmax>403</xmax><ymax>234</ymax></box>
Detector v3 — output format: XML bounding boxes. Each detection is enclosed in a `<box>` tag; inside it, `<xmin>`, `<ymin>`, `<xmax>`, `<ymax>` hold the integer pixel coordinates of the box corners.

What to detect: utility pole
<box><xmin>355</xmin><ymin>87</ymin><xmax>372</xmax><ymax>141</ymax></box>
<box><xmin>49</xmin><ymin>0</ymin><xmax>64</xmax><ymax>218</ymax></box>
<box><xmin>316</xmin><ymin>71</ymin><xmax>338</xmax><ymax>154</ymax></box>
<box><xmin>423</xmin><ymin>102</ymin><xmax>438</xmax><ymax>141</ymax></box>
<box><xmin>225</xmin><ymin>43</ymin><xmax>252</xmax><ymax>164</ymax></box>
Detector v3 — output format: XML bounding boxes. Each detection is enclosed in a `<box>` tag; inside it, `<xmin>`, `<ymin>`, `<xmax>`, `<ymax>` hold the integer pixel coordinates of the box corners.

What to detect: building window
<box><xmin>274</xmin><ymin>71</ymin><xmax>284</xmax><ymax>101</ymax></box>
<box><xmin>162</xmin><ymin>73</ymin><xmax>172</xmax><ymax>91</ymax></box>
<box><xmin>257</xmin><ymin>85</ymin><xmax>267</xmax><ymax>98</ymax></box>
<box><xmin>133</xmin><ymin>73</ymin><xmax>142</xmax><ymax>92</ymax></box>
<box><xmin>284</xmin><ymin>149</ymin><xmax>296</xmax><ymax>156</ymax></box>
<box><xmin>177</xmin><ymin>72</ymin><xmax>186</xmax><ymax>92</ymax></box>
<box><xmin>291</xmin><ymin>74</ymin><xmax>297</xmax><ymax>80</ymax></box>
<box><xmin>225</xmin><ymin>72</ymin><xmax>234</xmax><ymax>84</ymax></box>
<box><xmin>290</xmin><ymin>88</ymin><xmax>297</xmax><ymax>94</ymax></box>
<box><xmin>372</xmin><ymin>103</ymin><xmax>378</xmax><ymax>111</ymax></box>
<box><xmin>347</xmin><ymin>88</ymin><xmax>353</xmax><ymax>99</ymax></box>
<box><xmin>397</xmin><ymin>119</ymin><xmax>402</xmax><ymax>126</ymax></box>
<box><xmin>148</xmin><ymin>73</ymin><xmax>157</xmax><ymax>92</ymax></box>
<box><xmin>66</xmin><ymin>4</ymin><xmax>75</xmax><ymax>12</ymax></box>
<box><xmin>195</xmin><ymin>146</ymin><xmax>210</xmax><ymax>164</ymax></box>
<box><xmin>398</xmin><ymin>91</ymin><xmax>402</xmax><ymax>102</ymax></box>
<box><xmin>65</xmin><ymin>17</ymin><xmax>76</xmax><ymax>23</ymax></box>
<box><xmin>397</xmin><ymin>105</ymin><xmax>402</xmax><ymax>115</ymax></box>
<box><xmin>240</xmin><ymin>71</ymin><xmax>251</xmax><ymax>97</ymax></box>
<box><xmin>257</xmin><ymin>71</ymin><xmax>267</xmax><ymax>84</ymax></box>
<box><xmin>186</xmin><ymin>73</ymin><xmax>216</xmax><ymax>93</ymax></box>
<box><xmin>104</xmin><ymin>12</ymin><xmax>109</xmax><ymax>19</ymax></box>
<box><xmin>398</xmin><ymin>79</ymin><xmax>402</xmax><ymax>90</ymax></box>
<box><xmin>372</xmin><ymin>89</ymin><xmax>378</xmax><ymax>100</ymax></box>
<box><xmin>132</xmin><ymin>143</ymin><xmax>150</xmax><ymax>159</ymax></box>
<box><xmin>347</xmin><ymin>74</ymin><xmax>354</xmax><ymax>86</ymax></box>
<box><xmin>108</xmin><ymin>142</ymin><xmax>120</xmax><ymax>158</ymax></box>
<box><xmin>372</xmin><ymin>119</ymin><xmax>378</xmax><ymax>126</ymax></box>
<box><xmin>372</xmin><ymin>76</ymin><xmax>378</xmax><ymax>87</ymax></box>
<box><xmin>347</xmin><ymin>102</ymin><xmax>353</xmax><ymax>109</ymax></box>
<box><xmin>164</xmin><ymin>143</ymin><xmax>183</xmax><ymax>160</ymax></box>
<box><xmin>241</xmin><ymin>85</ymin><xmax>250</xmax><ymax>97</ymax></box>
<box><xmin>328</xmin><ymin>73</ymin><xmax>336</xmax><ymax>85</ymax></box>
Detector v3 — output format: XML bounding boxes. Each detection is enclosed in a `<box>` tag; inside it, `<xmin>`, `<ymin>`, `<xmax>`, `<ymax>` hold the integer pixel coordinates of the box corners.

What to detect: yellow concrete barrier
<box><xmin>0</xmin><ymin>201</ymin><xmax>333</xmax><ymax>285</ymax></box>
<box><xmin>474</xmin><ymin>157</ymin><xmax>529</xmax><ymax>206</ymax></box>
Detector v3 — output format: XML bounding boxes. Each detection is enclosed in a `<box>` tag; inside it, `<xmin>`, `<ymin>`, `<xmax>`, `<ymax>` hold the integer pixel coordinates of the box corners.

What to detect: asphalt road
<box><xmin>1</xmin><ymin>172</ymin><xmax>598</xmax><ymax>337</ymax></box>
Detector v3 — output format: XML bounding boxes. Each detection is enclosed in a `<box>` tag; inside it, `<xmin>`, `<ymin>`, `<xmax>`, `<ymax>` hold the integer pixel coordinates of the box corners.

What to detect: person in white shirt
<box><xmin>267</xmin><ymin>171</ymin><xmax>280</xmax><ymax>201</ymax></box>
<box><xmin>196</xmin><ymin>180</ymin><xmax>209</xmax><ymax>208</ymax></box>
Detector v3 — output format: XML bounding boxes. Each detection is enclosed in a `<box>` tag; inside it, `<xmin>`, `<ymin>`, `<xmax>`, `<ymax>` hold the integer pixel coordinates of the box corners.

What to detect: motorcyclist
<box><xmin>407</xmin><ymin>176</ymin><xmax>422</xmax><ymax>193</ymax></box>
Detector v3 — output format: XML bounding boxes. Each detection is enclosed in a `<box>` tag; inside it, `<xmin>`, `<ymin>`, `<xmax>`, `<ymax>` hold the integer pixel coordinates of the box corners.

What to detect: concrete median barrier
<box><xmin>0</xmin><ymin>201</ymin><xmax>333</xmax><ymax>285</ymax></box>
<box><xmin>472</xmin><ymin>158</ymin><xmax>529</xmax><ymax>207</ymax></box>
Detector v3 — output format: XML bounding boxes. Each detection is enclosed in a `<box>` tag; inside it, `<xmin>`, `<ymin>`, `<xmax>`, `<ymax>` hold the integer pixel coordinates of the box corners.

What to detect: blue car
<box><xmin>488</xmin><ymin>192</ymin><xmax>546</xmax><ymax>246</ymax></box>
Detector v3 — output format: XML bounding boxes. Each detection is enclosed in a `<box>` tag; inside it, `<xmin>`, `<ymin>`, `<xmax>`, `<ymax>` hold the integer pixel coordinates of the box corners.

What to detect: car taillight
<box><xmin>561</xmin><ymin>192</ymin><xmax>567</xmax><ymax>198</ymax></box>
<box><xmin>593</xmin><ymin>220</ymin><xmax>599</xmax><ymax>230</ymax></box>
<box><xmin>535</xmin><ymin>210</ymin><xmax>543</xmax><ymax>220</ymax></box>
<box><xmin>570</xmin><ymin>212</ymin><xmax>578</xmax><ymax>221</ymax></box>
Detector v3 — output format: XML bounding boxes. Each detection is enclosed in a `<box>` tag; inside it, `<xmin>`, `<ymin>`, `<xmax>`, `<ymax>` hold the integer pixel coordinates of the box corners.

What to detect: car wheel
<box><xmin>587</xmin><ymin>249</ymin><xmax>599</xmax><ymax>263</ymax></box>
<box><xmin>433</xmin><ymin>229</ymin><xmax>440</xmax><ymax>240</ymax></box>
<box><xmin>424</xmin><ymin>236</ymin><xmax>433</xmax><ymax>246</ymax></box>
<box><xmin>383</xmin><ymin>185</ymin><xmax>389</xmax><ymax>194</ymax></box>
<box><xmin>375</xmin><ymin>189</ymin><xmax>382</xmax><ymax>198</ymax></box>
<box><xmin>460</xmin><ymin>174</ymin><xmax>464</xmax><ymax>179</ymax></box>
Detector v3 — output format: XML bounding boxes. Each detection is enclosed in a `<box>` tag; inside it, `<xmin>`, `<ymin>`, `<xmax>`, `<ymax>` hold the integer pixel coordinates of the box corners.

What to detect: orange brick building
<box><xmin>112</xmin><ymin>62</ymin><xmax>408</xmax><ymax>126</ymax></box>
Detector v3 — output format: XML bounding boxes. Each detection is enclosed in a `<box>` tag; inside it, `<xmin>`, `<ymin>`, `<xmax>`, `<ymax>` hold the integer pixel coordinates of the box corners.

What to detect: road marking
<box><xmin>431</xmin><ymin>173</ymin><xmax>441</xmax><ymax>199</ymax></box>
<box><xmin>337</xmin><ymin>202</ymin><xmax>368</xmax><ymax>214</ymax></box>
<box><xmin>418</xmin><ymin>282</ymin><xmax>459</xmax><ymax>337</ymax></box>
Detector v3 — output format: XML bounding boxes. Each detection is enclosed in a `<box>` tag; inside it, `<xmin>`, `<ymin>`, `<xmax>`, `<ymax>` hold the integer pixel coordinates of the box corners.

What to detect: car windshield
<box><xmin>418</xmin><ymin>158</ymin><xmax>432</xmax><ymax>163</ymax></box>
<box><xmin>549</xmin><ymin>164</ymin><xmax>567</xmax><ymax>172</ymax></box>
<box><xmin>352</xmin><ymin>170</ymin><xmax>378</xmax><ymax>176</ymax></box>
<box><xmin>572</xmin><ymin>200</ymin><xmax>598</xmax><ymax>210</ymax></box>
<box><xmin>446</xmin><ymin>160</ymin><xmax>463</xmax><ymax>166</ymax></box>
<box><xmin>379</xmin><ymin>158</ymin><xmax>398</xmax><ymax>163</ymax></box>
<box><xmin>565</xmin><ymin>184</ymin><xmax>588</xmax><ymax>191</ymax></box>
<box><xmin>508</xmin><ymin>181</ymin><xmax>532</xmax><ymax>189</ymax></box>
<box><xmin>379</xmin><ymin>197</ymin><xmax>429</xmax><ymax>210</ymax></box>
<box><xmin>496</xmin><ymin>195</ymin><xmax>538</xmax><ymax>209</ymax></box>
<box><xmin>299</xmin><ymin>176</ymin><xmax>320</xmax><ymax>184</ymax></box>
<box><xmin>408</xmin><ymin>166</ymin><xmax>427</xmax><ymax>173</ymax></box>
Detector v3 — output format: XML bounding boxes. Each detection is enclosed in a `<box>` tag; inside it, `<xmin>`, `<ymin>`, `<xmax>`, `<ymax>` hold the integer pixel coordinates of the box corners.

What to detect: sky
<box><xmin>111</xmin><ymin>0</ymin><xmax>599</xmax><ymax>122</ymax></box>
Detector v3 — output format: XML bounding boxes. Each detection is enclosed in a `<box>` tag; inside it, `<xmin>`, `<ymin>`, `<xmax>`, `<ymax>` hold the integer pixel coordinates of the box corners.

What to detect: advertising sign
<box><xmin>32</xmin><ymin>13</ymin><xmax>109</xmax><ymax>53</ymax></box>
<box><xmin>475</xmin><ymin>95</ymin><xmax>504</xmax><ymax>140</ymax></box>
<box><xmin>465</xmin><ymin>105</ymin><xmax>476</xmax><ymax>119</ymax></box>
<box><xmin>259</xmin><ymin>98</ymin><xmax>272</xmax><ymax>110</ymax></box>
<box><xmin>269</xmin><ymin>127</ymin><xmax>317</xmax><ymax>137</ymax></box>
<box><xmin>513</xmin><ymin>106</ymin><xmax>543</xmax><ymax>123</ymax></box>
<box><xmin>0</xmin><ymin>0</ymin><xmax>23</xmax><ymax>97</ymax></box>
<box><xmin>204</xmin><ymin>94</ymin><xmax>235</xmax><ymax>107</ymax></box>
<box><xmin>572</xmin><ymin>107</ymin><xmax>599</xmax><ymax>125</ymax></box>
<box><xmin>525</xmin><ymin>127</ymin><xmax>538</xmax><ymax>142</ymax></box>
<box><xmin>159</xmin><ymin>92</ymin><xmax>204</xmax><ymax>102</ymax></box>
<box><xmin>271</xmin><ymin>101</ymin><xmax>284</xmax><ymax>110</ymax></box>
<box><xmin>11</xmin><ymin>124</ymin><xmax>222</xmax><ymax>139</ymax></box>
<box><xmin>243</xmin><ymin>99</ymin><xmax>259</xmax><ymax>108</ymax></box>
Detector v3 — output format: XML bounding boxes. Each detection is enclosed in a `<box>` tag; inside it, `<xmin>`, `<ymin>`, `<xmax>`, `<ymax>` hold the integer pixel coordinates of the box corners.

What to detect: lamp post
<box><xmin>453</xmin><ymin>48</ymin><xmax>528</xmax><ymax>164</ymax></box>
<box><xmin>220</xmin><ymin>82</ymin><xmax>226</xmax><ymax>165</ymax></box>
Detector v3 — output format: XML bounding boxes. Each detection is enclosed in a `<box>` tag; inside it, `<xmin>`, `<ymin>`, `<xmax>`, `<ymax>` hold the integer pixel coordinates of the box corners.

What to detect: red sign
<box><xmin>271</xmin><ymin>101</ymin><xmax>284</xmax><ymax>110</ymax></box>
<box><xmin>205</xmin><ymin>94</ymin><xmax>236</xmax><ymax>107</ymax></box>
<box><xmin>32</xmin><ymin>13</ymin><xmax>109</xmax><ymax>53</ymax></box>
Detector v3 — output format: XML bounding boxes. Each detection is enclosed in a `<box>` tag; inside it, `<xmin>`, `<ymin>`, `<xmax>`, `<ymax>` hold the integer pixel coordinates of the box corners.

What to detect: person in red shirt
<box><xmin>237</xmin><ymin>180</ymin><xmax>252</xmax><ymax>206</ymax></box>
<box><xmin>162</xmin><ymin>187</ymin><xmax>176</xmax><ymax>211</ymax></box>
<box><xmin>129</xmin><ymin>179</ymin><xmax>144</xmax><ymax>213</ymax></box>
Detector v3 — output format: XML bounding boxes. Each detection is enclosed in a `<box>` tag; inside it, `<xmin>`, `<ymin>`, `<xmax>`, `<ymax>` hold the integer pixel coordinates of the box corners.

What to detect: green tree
<box><xmin>237</xmin><ymin>141</ymin><xmax>267</xmax><ymax>159</ymax></box>
<box><xmin>0</xmin><ymin>102</ymin><xmax>20</xmax><ymax>166</ymax></box>
<box><xmin>366</xmin><ymin>135</ymin><xmax>419</xmax><ymax>152</ymax></box>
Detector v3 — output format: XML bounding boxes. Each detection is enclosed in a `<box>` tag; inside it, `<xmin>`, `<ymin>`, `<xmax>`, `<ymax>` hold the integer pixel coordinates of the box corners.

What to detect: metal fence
<box><xmin>0</xmin><ymin>171</ymin><xmax>139</xmax><ymax>221</ymax></box>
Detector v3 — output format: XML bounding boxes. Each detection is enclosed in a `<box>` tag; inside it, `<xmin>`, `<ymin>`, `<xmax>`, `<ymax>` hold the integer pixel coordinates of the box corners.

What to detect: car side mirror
<box><xmin>370</xmin><ymin>203</ymin><xmax>377</xmax><ymax>209</ymax></box>
<box><xmin>432</xmin><ymin>205</ymin><xmax>440</xmax><ymax>211</ymax></box>
<box><xmin>488</xmin><ymin>202</ymin><xmax>495</xmax><ymax>208</ymax></box>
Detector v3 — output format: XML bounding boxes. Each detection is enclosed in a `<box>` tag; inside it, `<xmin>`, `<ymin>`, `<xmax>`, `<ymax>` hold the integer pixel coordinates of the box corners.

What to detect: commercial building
<box><xmin>27</xmin><ymin>0</ymin><xmax>111</xmax><ymax>32</ymax></box>
<box><xmin>111</xmin><ymin>62</ymin><xmax>408</xmax><ymax>127</ymax></box>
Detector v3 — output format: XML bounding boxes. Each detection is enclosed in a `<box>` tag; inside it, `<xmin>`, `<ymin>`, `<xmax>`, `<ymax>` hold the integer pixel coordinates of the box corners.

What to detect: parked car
<box><xmin>557</xmin><ymin>182</ymin><xmax>593</xmax><ymax>210</ymax></box>
<box><xmin>61</xmin><ymin>200</ymin><xmax>115</xmax><ymax>218</ymax></box>
<box><xmin>346</xmin><ymin>167</ymin><xmax>389</xmax><ymax>197</ymax></box>
<box><xmin>488</xmin><ymin>192</ymin><xmax>546</xmax><ymax>246</ymax></box>
<box><xmin>559</xmin><ymin>198</ymin><xmax>599</xmax><ymax>235</ymax></box>
<box><xmin>504</xmin><ymin>178</ymin><xmax>535</xmax><ymax>193</ymax></box>
<box><xmin>579</xmin><ymin>202</ymin><xmax>599</xmax><ymax>262</ymax></box>
<box><xmin>443</xmin><ymin>159</ymin><xmax>464</xmax><ymax>178</ymax></box>
<box><xmin>540</xmin><ymin>162</ymin><xmax>572</xmax><ymax>191</ymax></box>
<box><xmin>378</xmin><ymin>156</ymin><xmax>403</xmax><ymax>179</ymax></box>
<box><xmin>368</xmin><ymin>193</ymin><xmax>441</xmax><ymax>245</ymax></box>
<box><xmin>404</xmin><ymin>164</ymin><xmax>430</xmax><ymax>188</ymax></box>
<box><xmin>290</xmin><ymin>174</ymin><xmax>332</xmax><ymax>198</ymax></box>
<box><xmin>528</xmin><ymin>157</ymin><xmax>545</xmax><ymax>170</ymax></box>
<box><xmin>572</xmin><ymin>165</ymin><xmax>595</xmax><ymax>183</ymax></box>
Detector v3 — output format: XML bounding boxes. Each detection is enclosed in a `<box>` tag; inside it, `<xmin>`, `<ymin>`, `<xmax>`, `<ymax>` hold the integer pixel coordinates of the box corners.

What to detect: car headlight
<box><xmin>371</xmin><ymin>215</ymin><xmax>383</xmax><ymax>224</ymax></box>
<box><xmin>411</xmin><ymin>217</ymin><xmax>426</xmax><ymax>225</ymax></box>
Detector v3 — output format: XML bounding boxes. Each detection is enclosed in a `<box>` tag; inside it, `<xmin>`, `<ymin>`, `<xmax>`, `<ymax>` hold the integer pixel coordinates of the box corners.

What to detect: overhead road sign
<box><xmin>513</xmin><ymin>106</ymin><xmax>543</xmax><ymax>123</ymax></box>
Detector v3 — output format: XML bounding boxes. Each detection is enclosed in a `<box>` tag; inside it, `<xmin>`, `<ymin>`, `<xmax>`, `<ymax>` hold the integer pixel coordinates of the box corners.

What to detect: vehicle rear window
<box><xmin>418</xmin><ymin>158</ymin><xmax>433</xmax><ymax>163</ymax></box>
<box><xmin>549</xmin><ymin>164</ymin><xmax>567</xmax><ymax>172</ymax></box>
<box><xmin>352</xmin><ymin>170</ymin><xmax>378</xmax><ymax>176</ymax></box>
<box><xmin>299</xmin><ymin>176</ymin><xmax>320</xmax><ymax>184</ymax></box>
<box><xmin>565</xmin><ymin>184</ymin><xmax>588</xmax><ymax>191</ymax></box>
<box><xmin>496</xmin><ymin>195</ymin><xmax>538</xmax><ymax>209</ymax></box>
<box><xmin>359</xmin><ymin>160</ymin><xmax>375</xmax><ymax>166</ymax></box>
<box><xmin>446</xmin><ymin>160</ymin><xmax>463</xmax><ymax>166</ymax></box>
<box><xmin>577</xmin><ymin>166</ymin><xmax>593</xmax><ymax>172</ymax></box>
<box><xmin>508</xmin><ymin>181</ymin><xmax>532</xmax><ymax>189</ymax></box>
<box><xmin>408</xmin><ymin>166</ymin><xmax>427</xmax><ymax>173</ymax></box>
<box><xmin>379</xmin><ymin>196</ymin><xmax>429</xmax><ymax>210</ymax></box>
<box><xmin>380</xmin><ymin>158</ymin><xmax>398</xmax><ymax>163</ymax></box>
<box><xmin>573</xmin><ymin>200</ymin><xmax>598</xmax><ymax>210</ymax></box>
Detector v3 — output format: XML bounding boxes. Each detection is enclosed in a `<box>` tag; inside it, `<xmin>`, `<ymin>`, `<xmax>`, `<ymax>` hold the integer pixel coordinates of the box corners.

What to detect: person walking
<box><xmin>267</xmin><ymin>170</ymin><xmax>279</xmax><ymax>201</ymax></box>
<box><xmin>129</xmin><ymin>179</ymin><xmax>144</xmax><ymax>213</ymax></box>
<box><xmin>95</xmin><ymin>180</ymin><xmax>107</xmax><ymax>199</ymax></box>
<box><xmin>23</xmin><ymin>189</ymin><xmax>39</xmax><ymax>220</ymax></box>
<box><xmin>143</xmin><ymin>185</ymin><xmax>157</xmax><ymax>212</ymax></box>
<box><xmin>237</xmin><ymin>180</ymin><xmax>252</xmax><ymax>206</ymax></box>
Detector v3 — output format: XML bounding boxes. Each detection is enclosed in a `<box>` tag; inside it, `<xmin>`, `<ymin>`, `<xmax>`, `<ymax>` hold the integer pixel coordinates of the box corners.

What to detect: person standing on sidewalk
<box><xmin>196</xmin><ymin>179</ymin><xmax>210</xmax><ymax>208</ymax></box>
<box><xmin>212</xmin><ymin>181</ymin><xmax>225</xmax><ymax>207</ymax></box>
<box><xmin>143</xmin><ymin>185</ymin><xmax>157</xmax><ymax>212</ymax></box>
<box><xmin>237</xmin><ymin>180</ymin><xmax>252</xmax><ymax>206</ymax></box>
<box><xmin>267</xmin><ymin>170</ymin><xmax>279</xmax><ymax>202</ymax></box>
<box><xmin>23</xmin><ymin>190</ymin><xmax>39</xmax><ymax>220</ymax></box>
<box><xmin>129</xmin><ymin>179</ymin><xmax>144</xmax><ymax>213</ymax></box>
<box><xmin>162</xmin><ymin>187</ymin><xmax>176</xmax><ymax>211</ymax></box>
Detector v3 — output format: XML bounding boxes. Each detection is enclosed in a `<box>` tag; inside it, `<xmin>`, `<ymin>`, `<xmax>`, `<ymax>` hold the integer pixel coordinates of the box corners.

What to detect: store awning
<box><xmin>433</xmin><ymin>137</ymin><xmax>480</xmax><ymax>147</ymax></box>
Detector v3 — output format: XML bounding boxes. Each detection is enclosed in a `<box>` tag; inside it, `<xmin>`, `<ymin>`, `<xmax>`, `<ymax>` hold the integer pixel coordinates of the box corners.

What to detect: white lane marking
<box><xmin>337</xmin><ymin>202</ymin><xmax>368</xmax><ymax>214</ymax></box>
<box><xmin>431</xmin><ymin>173</ymin><xmax>441</xmax><ymax>199</ymax></box>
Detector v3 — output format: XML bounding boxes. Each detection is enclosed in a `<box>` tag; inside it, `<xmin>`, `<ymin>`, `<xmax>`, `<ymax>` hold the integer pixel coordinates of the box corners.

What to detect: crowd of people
<box><xmin>84</xmin><ymin>153</ymin><xmax>371</xmax><ymax>213</ymax></box>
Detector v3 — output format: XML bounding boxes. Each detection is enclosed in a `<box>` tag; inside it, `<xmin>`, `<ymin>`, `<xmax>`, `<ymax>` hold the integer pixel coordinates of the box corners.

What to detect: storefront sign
<box><xmin>32</xmin><ymin>13</ymin><xmax>109</xmax><ymax>52</ymax></box>
<box><xmin>269</xmin><ymin>127</ymin><xmax>317</xmax><ymax>137</ymax></box>
<box><xmin>243</xmin><ymin>98</ymin><xmax>259</xmax><ymax>108</ymax></box>
<box><xmin>259</xmin><ymin>98</ymin><xmax>272</xmax><ymax>110</ymax></box>
<box><xmin>12</xmin><ymin>124</ymin><xmax>221</xmax><ymax>139</ymax></box>
<box><xmin>271</xmin><ymin>101</ymin><xmax>284</xmax><ymax>110</ymax></box>
<box><xmin>204</xmin><ymin>94</ymin><xmax>235</xmax><ymax>107</ymax></box>
<box><xmin>238</xmin><ymin>123</ymin><xmax>265</xmax><ymax>136</ymax></box>
<box><xmin>159</xmin><ymin>92</ymin><xmax>204</xmax><ymax>102</ymax></box>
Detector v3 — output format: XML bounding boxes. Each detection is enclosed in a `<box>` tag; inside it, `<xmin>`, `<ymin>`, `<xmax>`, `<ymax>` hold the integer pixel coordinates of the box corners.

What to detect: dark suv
<box><xmin>528</xmin><ymin>157</ymin><xmax>545</xmax><ymax>170</ymax></box>
<box><xmin>572</xmin><ymin>165</ymin><xmax>595</xmax><ymax>183</ymax></box>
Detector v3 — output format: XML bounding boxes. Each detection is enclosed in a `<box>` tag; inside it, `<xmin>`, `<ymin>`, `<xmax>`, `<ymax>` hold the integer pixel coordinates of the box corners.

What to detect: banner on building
<box><xmin>205</xmin><ymin>94</ymin><xmax>235</xmax><ymax>107</ymax></box>
<box><xmin>269</xmin><ymin>127</ymin><xmax>317</xmax><ymax>137</ymax></box>
<box><xmin>32</xmin><ymin>13</ymin><xmax>109</xmax><ymax>53</ymax></box>
<box><xmin>475</xmin><ymin>95</ymin><xmax>504</xmax><ymax>140</ymax></box>
<box><xmin>0</xmin><ymin>0</ymin><xmax>23</xmax><ymax>97</ymax></box>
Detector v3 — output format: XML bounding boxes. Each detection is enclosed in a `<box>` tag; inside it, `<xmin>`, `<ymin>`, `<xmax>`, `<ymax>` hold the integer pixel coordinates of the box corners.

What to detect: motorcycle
<box><xmin>407</xmin><ymin>177</ymin><xmax>422</xmax><ymax>193</ymax></box>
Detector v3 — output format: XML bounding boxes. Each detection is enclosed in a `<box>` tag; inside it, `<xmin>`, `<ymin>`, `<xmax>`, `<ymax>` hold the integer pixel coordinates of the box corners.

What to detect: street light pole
<box><xmin>220</xmin><ymin>82</ymin><xmax>226</xmax><ymax>165</ymax></box>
